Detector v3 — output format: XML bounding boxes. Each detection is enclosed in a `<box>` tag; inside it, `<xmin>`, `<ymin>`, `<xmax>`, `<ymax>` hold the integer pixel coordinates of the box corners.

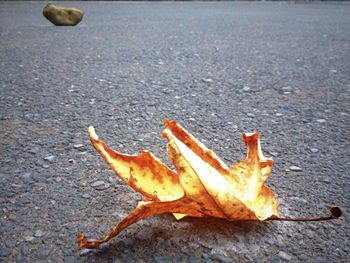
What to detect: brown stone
<box><xmin>43</xmin><ymin>3</ymin><xmax>84</xmax><ymax>26</ymax></box>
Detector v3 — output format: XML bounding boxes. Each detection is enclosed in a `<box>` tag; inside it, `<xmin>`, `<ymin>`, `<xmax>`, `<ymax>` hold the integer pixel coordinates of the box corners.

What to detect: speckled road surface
<box><xmin>1</xmin><ymin>2</ymin><xmax>349</xmax><ymax>262</ymax></box>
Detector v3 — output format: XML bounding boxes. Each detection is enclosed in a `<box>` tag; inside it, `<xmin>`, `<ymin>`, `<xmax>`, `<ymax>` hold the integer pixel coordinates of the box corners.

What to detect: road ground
<box><xmin>0</xmin><ymin>1</ymin><xmax>349</xmax><ymax>262</ymax></box>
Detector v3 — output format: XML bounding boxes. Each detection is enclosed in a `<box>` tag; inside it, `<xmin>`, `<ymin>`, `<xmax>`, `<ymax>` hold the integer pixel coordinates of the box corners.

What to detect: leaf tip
<box><xmin>88</xmin><ymin>126</ymin><xmax>98</xmax><ymax>141</ymax></box>
<box><xmin>77</xmin><ymin>233</ymin><xmax>88</xmax><ymax>249</ymax></box>
<box><xmin>242</xmin><ymin>132</ymin><xmax>259</xmax><ymax>143</ymax></box>
<box><xmin>163</xmin><ymin>118</ymin><xmax>170</xmax><ymax>126</ymax></box>
<box><xmin>162</xmin><ymin>118</ymin><xmax>176</xmax><ymax>138</ymax></box>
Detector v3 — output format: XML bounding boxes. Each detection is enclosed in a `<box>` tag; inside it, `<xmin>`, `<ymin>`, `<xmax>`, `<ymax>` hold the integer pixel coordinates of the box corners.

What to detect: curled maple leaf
<box><xmin>77</xmin><ymin>119</ymin><xmax>342</xmax><ymax>250</ymax></box>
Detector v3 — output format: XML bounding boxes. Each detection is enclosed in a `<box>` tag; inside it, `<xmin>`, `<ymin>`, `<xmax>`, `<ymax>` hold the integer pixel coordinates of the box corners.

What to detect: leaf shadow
<box><xmin>80</xmin><ymin>214</ymin><xmax>279</xmax><ymax>262</ymax></box>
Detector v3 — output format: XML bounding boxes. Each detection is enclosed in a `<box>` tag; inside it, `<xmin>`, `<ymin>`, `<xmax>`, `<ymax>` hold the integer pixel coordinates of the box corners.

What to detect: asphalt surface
<box><xmin>1</xmin><ymin>1</ymin><xmax>349</xmax><ymax>262</ymax></box>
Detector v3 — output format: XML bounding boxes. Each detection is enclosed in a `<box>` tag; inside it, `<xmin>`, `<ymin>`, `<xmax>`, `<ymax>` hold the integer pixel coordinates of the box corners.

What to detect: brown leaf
<box><xmin>78</xmin><ymin>119</ymin><xmax>280</xmax><ymax>249</ymax></box>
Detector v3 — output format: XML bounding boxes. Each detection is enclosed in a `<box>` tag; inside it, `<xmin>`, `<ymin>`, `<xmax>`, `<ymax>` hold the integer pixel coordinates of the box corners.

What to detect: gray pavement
<box><xmin>1</xmin><ymin>1</ymin><xmax>349</xmax><ymax>262</ymax></box>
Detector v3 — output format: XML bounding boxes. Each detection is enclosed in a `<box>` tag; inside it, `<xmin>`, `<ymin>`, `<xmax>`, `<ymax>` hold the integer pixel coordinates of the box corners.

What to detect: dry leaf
<box><xmin>77</xmin><ymin>119</ymin><xmax>341</xmax><ymax>250</ymax></box>
<box><xmin>78</xmin><ymin>119</ymin><xmax>279</xmax><ymax>249</ymax></box>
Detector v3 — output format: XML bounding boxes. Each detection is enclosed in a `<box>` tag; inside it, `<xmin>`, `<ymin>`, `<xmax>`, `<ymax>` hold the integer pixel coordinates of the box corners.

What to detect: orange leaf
<box><xmin>78</xmin><ymin>119</ymin><xmax>279</xmax><ymax>249</ymax></box>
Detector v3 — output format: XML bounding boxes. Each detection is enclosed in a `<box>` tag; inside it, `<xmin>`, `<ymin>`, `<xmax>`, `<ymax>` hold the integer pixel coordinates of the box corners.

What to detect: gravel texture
<box><xmin>1</xmin><ymin>1</ymin><xmax>349</xmax><ymax>262</ymax></box>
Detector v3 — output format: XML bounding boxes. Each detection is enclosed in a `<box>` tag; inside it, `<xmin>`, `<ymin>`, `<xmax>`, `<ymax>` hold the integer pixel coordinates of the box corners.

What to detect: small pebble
<box><xmin>29</xmin><ymin>147</ymin><xmax>40</xmax><ymax>154</ymax></box>
<box><xmin>320</xmin><ymin>176</ymin><xmax>330</xmax><ymax>183</ymax></box>
<box><xmin>269</xmin><ymin>151</ymin><xmax>279</xmax><ymax>157</ymax></box>
<box><xmin>316</xmin><ymin>119</ymin><xmax>326</xmax><ymax>123</ymax></box>
<box><xmin>310</xmin><ymin>148</ymin><xmax>319</xmax><ymax>153</ymax></box>
<box><xmin>108</xmin><ymin>176</ymin><xmax>117</xmax><ymax>184</ymax></box>
<box><xmin>98</xmin><ymin>183</ymin><xmax>110</xmax><ymax>190</ymax></box>
<box><xmin>55</xmin><ymin>177</ymin><xmax>62</xmax><ymax>182</ymax></box>
<box><xmin>278</xmin><ymin>251</ymin><xmax>292</xmax><ymax>261</ymax></box>
<box><xmin>44</xmin><ymin>155</ymin><xmax>55</xmax><ymax>163</ymax></box>
<box><xmin>289</xmin><ymin>165</ymin><xmax>302</xmax><ymax>172</ymax></box>
<box><xmin>281</xmin><ymin>86</ymin><xmax>293</xmax><ymax>92</ymax></box>
<box><xmin>68</xmin><ymin>159</ymin><xmax>75</xmax><ymax>163</ymax></box>
<box><xmin>24</xmin><ymin>236</ymin><xmax>35</xmax><ymax>242</ymax></box>
<box><xmin>80</xmin><ymin>179</ymin><xmax>88</xmax><ymax>186</ymax></box>
<box><xmin>242</xmin><ymin>86</ymin><xmax>251</xmax><ymax>92</ymax></box>
<box><xmin>247</xmin><ymin>113</ymin><xmax>255</xmax><ymax>118</ymax></box>
<box><xmin>82</xmin><ymin>193</ymin><xmax>91</xmax><ymax>199</ymax></box>
<box><xmin>275</xmin><ymin>112</ymin><xmax>283</xmax><ymax>117</ymax></box>
<box><xmin>91</xmin><ymin>180</ymin><xmax>110</xmax><ymax>190</ymax></box>
<box><xmin>91</xmin><ymin>180</ymin><xmax>105</xmax><ymax>187</ymax></box>
<box><xmin>34</xmin><ymin>229</ymin><xmax>44</xmax><ymax>238</ymax></box>
<box><xmin>74</xmin><ymin>144</ymin><xmax>84</xmax><ymax>149</ymax></box>
<box><xmin>43</xmin><ymin>3</ymin><xmax>84</xmax><ymax>26</ymax></box>
<box><xmin>79</xmin><ymin>248</ymin><xmax>94</xmax><ymax>257</ymax></box>
<box><xmin>202</xmin><ymin>78</ymin><xmax>213</xmax><ymax>83</ymax></box>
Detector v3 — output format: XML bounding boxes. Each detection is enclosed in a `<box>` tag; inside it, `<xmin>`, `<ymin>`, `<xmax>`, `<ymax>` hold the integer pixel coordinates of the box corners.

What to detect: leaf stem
<box><xmin>268</xmin><ymin>206</ymin><xmax>342</xmax><ymax>222</ymax></box>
